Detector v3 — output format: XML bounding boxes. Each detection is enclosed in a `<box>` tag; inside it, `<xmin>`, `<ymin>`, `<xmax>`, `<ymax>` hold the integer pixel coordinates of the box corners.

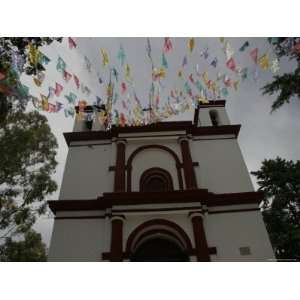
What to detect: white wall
<box><xmin>205</xmin><ymin>211</ymin><xmax>275</xmax><ymax>261</ymax></box>
<box><xmin>198</xmin><ymin>107</ymin><xmax>230</xmax><ymax>126</ymax></box>
<box><xmin>191</xmin><ymin>138</ymin><xmax>254</xmax><ymax>193</ymax></box>
<box><xmin>59</xmin><ymin>143</ymin><xmax>114</xmax><ymax>199</ymax></box>
<box><xmin>126</xmin><ymin>140</ymin><xmax>183</xmax><ymax>191</ymax></box>
<box><xmin>48</xmin><ymin>216</ymin><xmax>110</xmax><ymax>261</ymax></box>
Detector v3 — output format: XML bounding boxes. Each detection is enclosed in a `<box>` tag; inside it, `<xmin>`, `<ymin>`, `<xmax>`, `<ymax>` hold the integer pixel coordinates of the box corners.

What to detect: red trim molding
<box><xmin>126</xmin><ymin>144</ymin><xmax>184</xmax><ymax>191</ymax></box>
<box><xmin>190</xmin><ymin>213</ymin><xmax>210</xmax><ymax>261</ymax></box>
<box><xmin>48</xmin><ymin>191</ymin><xmax>263</xmax><ymax>214</ymax></box>
<box><xmin>178</xmin><ymin>138</ymin><xmax>198</xmax><ymax>189</ymax></box>
<box><xmin>63</xmin><ymin>123</ymin><xmax>241</xmax><ymax>146</ymax></box>
<box><xmin>114</xmin><ymin>140</ymin><xmax>126</xmax><ymax>192</ymax></box>
<box><xmin>110</xmin><ymin>216</ymin><xmax>125</xmax><ymax>261</ymax></box>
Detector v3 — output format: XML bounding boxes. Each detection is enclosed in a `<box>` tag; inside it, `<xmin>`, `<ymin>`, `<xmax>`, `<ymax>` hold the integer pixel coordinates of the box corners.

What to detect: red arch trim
<box><xmin>126</xmin><ymin>219</ymin><xmax>193</xmax><ymax>255</ymax></box>
<box><xmin>126</xmin><ymin>144</ymin><xmax>183</xmax><ymax>191</ymax></box>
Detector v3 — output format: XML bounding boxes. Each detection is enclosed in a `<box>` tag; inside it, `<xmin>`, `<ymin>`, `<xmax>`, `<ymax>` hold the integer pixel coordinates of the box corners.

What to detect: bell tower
<box><xmin>48</xmin><ymin>100</ymin><xmax>275</xmax><ymax>261</ymax></box>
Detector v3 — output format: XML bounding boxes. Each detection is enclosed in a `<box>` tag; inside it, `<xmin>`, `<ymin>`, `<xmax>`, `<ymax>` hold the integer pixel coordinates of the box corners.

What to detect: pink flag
<box><xmin>226</xmin><ymin>57</ymin><xmax>237</xmax><ymax>72</ymax></box>
<box><xmin>121</xmin><ymin>82</ymin><xmax>127</xmax><ymax>94</ymax></box>
<box><xmin>68</xmin><ymin>37</ymin><xmax>77</xmax><ymax>49</ymax></box>
<box><xmin>250</xmin><ymin>48</ymin><xmax>258</xmax><ymax>64</ymax></box>
<box><xmin>163</xmin><ymin>37</ymin><xmax>173</xmax><ymax>53</ymax></box>
<box><xmin>63</xmin><ymin>70</ymin><xmax>72</xmax><ymax>82</ymax></box>
<box><xmin>55</xmin><ymin>83</ymin><xmax>63</xmax><ymax>97</ymax></box>
<box><xmin>73</xmin><ymin>74</ymin><xmax>80</xmax><ymax>89</ymax></box>
<box><xmin>48</xmin><ymin>103</ymin><xmax>57</xmax><ymax>112</ymax></box>
<box><xmin>292</xmin><ymin>42</ymin><xmax>300</xmax><ymax>54</ymax></box>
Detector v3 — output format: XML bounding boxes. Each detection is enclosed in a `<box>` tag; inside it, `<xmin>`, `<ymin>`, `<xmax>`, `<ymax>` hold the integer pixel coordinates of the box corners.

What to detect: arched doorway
<box><xmin>131</xmin><ymin>237</ymin><xmax>189</xmax><ymax>262</ymax></box>
<box><xmin>126</xmin><ymin>219</ymin><xmax>193</xmax><ymax>262</ymax></box>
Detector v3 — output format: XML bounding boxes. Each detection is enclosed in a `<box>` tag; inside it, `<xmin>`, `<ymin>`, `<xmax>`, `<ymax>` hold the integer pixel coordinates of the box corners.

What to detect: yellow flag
<box><xmin>40</xmin><ymin>94</ymin><xmax>49</xmax><ymax>111</ymax></box>
<box><xmin>259</xmin><ymin>53</ymin><xmax>269</xmax><ymax>71</ymax></box>
<box><xmin>100</xmin><ymin>48</ymin><xmax>109</xmax><ymax>66</ymax></box>
<box><xmin>178</xmin><ymin>69</ymin><xmax>183</xmax><ymax>78</ymax></box>
<box><xmin>233</xmin><ymin>80</ymin><xmax>240</xmax><ymax>91</ymax></box>
<box><xmin>188</xmin><ymin>38</ymin><xmax>195</xmax><ymax>52</ymax></box>
<box><xmin>28</xmin><ymin>43</ymin><xmax>40</xmax><ymax>66</ymax></box>
<box><xmin>202</xmin><ymin>71</ymin><xmax>209</xmax><ymax>84</ymax></box>
<box><xmin>219</xmin><ymin>37</ymin><xmax>225</xmax><ymax>43</ymax></box>
<box><xmin>158</xmin><ymin>67</ymin><xmax>166</xmax><ymax>79</ymax></box>
<box><xmin>125</xmin><ymin>64</ymin><xmax>131</xmax><ymax>81</ymax></box>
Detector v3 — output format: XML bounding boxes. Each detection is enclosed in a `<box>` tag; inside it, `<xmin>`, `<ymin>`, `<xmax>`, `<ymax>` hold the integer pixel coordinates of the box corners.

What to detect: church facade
<box><xmin>48</xmin><ymin>100</ymin><xmax>275</xmax><ymax>261</ymax></box>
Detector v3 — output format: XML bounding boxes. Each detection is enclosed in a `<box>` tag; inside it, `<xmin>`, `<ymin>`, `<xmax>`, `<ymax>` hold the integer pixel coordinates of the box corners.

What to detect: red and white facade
<box><xmin>48</xmin><ymin>100</ymin><xmax>275</xmax><ymax>261</ymax></box>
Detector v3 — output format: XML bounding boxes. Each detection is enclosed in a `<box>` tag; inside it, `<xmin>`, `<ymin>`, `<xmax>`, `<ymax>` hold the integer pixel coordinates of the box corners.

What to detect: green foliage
<box><xmin>0</xmin><ymin>108</ymin><xmax>58</xmax><ymax>239</ymax></box>
<box><xmin>0</xmin><ymin>37</ymin><xmax>62</xmax><ymax>121</ymax></box>
<box><xmin>251</xmin><ymin>157</ymin><xmax>300</xmax><ymax>260</ymax></box>
<box><xmin>262</xmin><ymin>37</ymin><xmax>300</xmax><ymax>111</ymax></box>
<box><xmin>0</xmin><ymin>229</ymin><xmax>47</xmax><ymax>261</ymax></box>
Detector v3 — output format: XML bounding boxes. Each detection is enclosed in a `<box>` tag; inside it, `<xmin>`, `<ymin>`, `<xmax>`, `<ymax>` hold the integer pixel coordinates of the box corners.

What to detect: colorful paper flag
<box><xmin>121</xmin><ymin>82</ymin><xmax>127</xmax><ymax>94</ymax></box>
<box><xmin>188</xmin><ymin>38</ymin><xmax>195</xmax><ymax>52</ymax></box>
<box><xmin>125</xmin><ymin>64</ymin><xmax>131</xmax><ymax>82</ymax></box>
<box><xmin>178</xmin><ymin>69</ymin><xmax>183</xmax><ymax>78</ymax></box>
<box><xmin>117</xmin><ymin>44</ymin><xmax>126</xmax><ymax>66</ymax></box>
<box><xmin>28</xmin><ymin>43</ymin><xmax>39</xmax><ymax>66</ymax></box>
<box><xmin>101</xmin><ymin>48</ymin><xmax>109</xmax><ymax>66</ymax></box>
<box><xmin>68</xmin><ymin>37</ymin><xmax>77</xmax><ymax>49</ymax></box>
<box><xmin>63</xmin><ymin>70</ymin><xmax>72</xmax><ymax>82</ymax></box>
<box><xmin>162</xmin><ymin>53</ymin><xmax>168</xmax><ymax>68</ymax></box>
<box><xmin>270</xmin><ymin>58</ymin><xmax>280</xmax><ymax>73</ymax></box>
<box><xmin>73</xmin><ymin>74</ymin><xmax>80</xmax><ymax>89</ymax></box>
<box><xmin>239</xmin><ymin>41</ymin><xmax>249</xmax><ymax>52</ymax></box>
<box><xmin>250</xmin><ymin>48</ymin><xmax>258</xmax><ymax>64</ymax></box>
<box><xmin>65</xmin><ymin>92</ymin><xmax>77</xmax><ymax>104</ymax></box>
<box><xmin>223</xmin><ymin>41</ymin><xmax>234</xmax><ymax>60</ymax></box>
<box><xmin>164</xmin><ymin>37</ymin><xmax>173</xmax><ymax>53</ymax></box>
<box><xmin>38</xmin><ymin>52</ymin><xmax>51</xmax><ymax>65</ymax></box>
<box><xmin>112</xmin><ymin>67</ymin><xmax>119</xmax><ymax>82</ymax></box>
<box><xmin>259</xmin><ymin>53</ymin><xmax>269</xmax><ymax>71</ymax></box>
<box><xmin>56</xmin><ymin>56</ymin><xmax>66</xmax><ymax>73</ymax></box>
<box><xmin>182</xmin><ymin>55</ymin><xmax>188</xmax><ymax>67</ymax></box>
<box><xmin>210</xmin><ymin>57</ymin><xmax>218</xmax><ymax>68</ymax></box>
<box><xmin>40</xmin><ymin>94</ymin><xmax>49</xmax><ymax>111</ymax></box>
<box><xmin>84</xmin><ymin>56</ymin><xmax>92</xmax><ymax>72</ymax></box>
<box><xmin>226</xmin><ymin>57</ymin><xmax>237</xmax><ymax>72</ymax></box>
<box><xmin>55</xmin><ymin>101</ymin><xmax>64</xmax><ymax>112</ymax></box>
<box><xmin>47</xmin><ymin>86</ymin><xmax>56</xmax><ymax>98</ymax></box>
<box><xmin>55</xmin><ymin>83</ymin><xmax>63</xmax><ymax>97</ymax></box>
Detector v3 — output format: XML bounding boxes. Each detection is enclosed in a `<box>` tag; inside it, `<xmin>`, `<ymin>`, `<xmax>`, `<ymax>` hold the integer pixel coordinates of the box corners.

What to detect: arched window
<box><xmin>209</xmin><ymin>110</ymin><xmax>220</xmax><ymax>126</ymax></box>
<box><xmin>140</xmin><ymin>167</ymin><xmax>173</xmax><ymax>192</ymax></box>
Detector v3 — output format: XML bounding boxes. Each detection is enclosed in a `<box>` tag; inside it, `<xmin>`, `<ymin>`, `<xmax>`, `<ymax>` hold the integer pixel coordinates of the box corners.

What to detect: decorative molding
<box><xmin>63</xmin><ymin>124</ymin><xmax>241</xmax><ymax>146</ymax></box>
<box><xmin>48</xmin><ymin>191</ymin><xmax>264</xmax><ymax>214</ymax></box>
<box><xmin>126</xmin><ymin>144</ymin><xmax>184</xmax><ymax>191</ymax></box>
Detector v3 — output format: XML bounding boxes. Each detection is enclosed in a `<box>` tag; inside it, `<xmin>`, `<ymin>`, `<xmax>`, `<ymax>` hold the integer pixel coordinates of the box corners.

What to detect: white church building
<box><xmin>48</xmin><ymin>100</ymin><xmax>275</xmax><ymax>261</ymax></box>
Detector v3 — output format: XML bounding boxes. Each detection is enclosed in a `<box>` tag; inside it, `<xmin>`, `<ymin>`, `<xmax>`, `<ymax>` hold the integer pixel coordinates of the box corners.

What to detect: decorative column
<box><xmin>110</xmin><ymin>216</ymin><xmax>125</xmax><ymax>262</ymax></box>
<box><xmin>189</xmin><ymin>212</ymin><xmax>210</xmax><ymax>262</ymax></box>
<box><xmin>114</xmin><ymin>139</ymin><xmax>126</xmax><ymax>192</ymax></box>
<box><xmin>178</xmin><ymin>137</ymin><xmax>197</xmax><ymax>189</ymax></box>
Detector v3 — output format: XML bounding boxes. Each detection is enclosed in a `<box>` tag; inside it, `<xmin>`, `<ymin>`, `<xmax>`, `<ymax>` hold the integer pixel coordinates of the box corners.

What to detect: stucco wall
<box><xmin>48</xmin><ymin>216</ymin><xmax>110</xmax><ymax>261</ymax></box>
<box><xmin>205</xmin><ymin>211</ymin><xmax>275</xmax><ymax>261</ymax></box>
<box><xmin>59</xmin><ymin>143</ymin><xmax>114</xmax><ymax>199</ymax></box>
<box><xmin>198</xmin><ymin>107</ymin><xmax>230</xmax><ymax>126</ymax></box>
<box><xmin>191</xmin><ymin>138</ymin><xmax>254</xmax><ymax>193</ymax></box>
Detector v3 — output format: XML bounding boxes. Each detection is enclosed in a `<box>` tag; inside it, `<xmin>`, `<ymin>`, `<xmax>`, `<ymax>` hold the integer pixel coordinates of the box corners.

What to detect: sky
<box><xmin>19</xmin><ymin>37</ymin><xmax>300</xmax><ymax>247</ymax></box>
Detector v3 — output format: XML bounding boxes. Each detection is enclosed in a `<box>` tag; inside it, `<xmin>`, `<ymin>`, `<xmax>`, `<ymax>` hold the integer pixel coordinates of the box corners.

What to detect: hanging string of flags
<box><xmin>2</xmin><ymin>37</ymin><xmax>298</xmax><ymax>129</ymax></box>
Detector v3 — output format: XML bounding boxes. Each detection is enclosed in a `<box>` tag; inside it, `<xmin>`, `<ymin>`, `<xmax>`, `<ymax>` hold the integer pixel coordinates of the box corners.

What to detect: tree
<box><xmin>262</xmin><ymin>37</ymin><xmax>300</xmax><ymax>111</ymax></box>
<box><xmin>0</xmin><ymin>37</ymin><xmax>62</xmax><ymax>121</ymax></box>
<box><xmin>251</xmin><ymin>157</ymin><xmax>300</xmax><ymax>260</ymax></box>
<box><xmin>0</xmin><ymin>109</ymin><xmax>58</xmax><ymax>239</ymax></box>
<box><xmin>0</xmin><ymin>229</ymin><xmax>47</xmax><ymax>261</ymax></box>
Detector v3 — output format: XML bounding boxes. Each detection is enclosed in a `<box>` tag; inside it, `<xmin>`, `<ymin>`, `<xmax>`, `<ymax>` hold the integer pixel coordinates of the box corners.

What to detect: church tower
<box><xmin>48</xmin><ymin>100</ymin><xmax>275</xmax><ymax>261</ymax></box>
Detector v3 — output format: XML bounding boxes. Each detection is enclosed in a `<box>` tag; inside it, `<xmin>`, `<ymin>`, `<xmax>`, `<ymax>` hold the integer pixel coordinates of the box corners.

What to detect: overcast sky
<box><xmin>21</xmin><ymin>37</ymin><xmax>300</xmax><ymax>246</ymax></box>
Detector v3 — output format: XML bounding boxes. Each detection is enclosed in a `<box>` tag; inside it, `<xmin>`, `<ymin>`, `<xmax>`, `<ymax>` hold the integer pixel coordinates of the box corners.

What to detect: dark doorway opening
<box><xmin>130</xmin><ymin>238</ymin><xmax>189</xmax><ymax>262</ymax></box>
